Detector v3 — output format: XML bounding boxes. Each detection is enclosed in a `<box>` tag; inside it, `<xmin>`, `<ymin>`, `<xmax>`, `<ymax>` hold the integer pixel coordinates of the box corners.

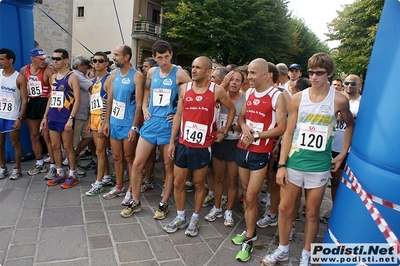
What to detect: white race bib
<box><xmin>0</xmin><ymin>97</ymin><xmax>14</xmax><ymax>112</ymax></box>
<box><xmin>27</xmin><ymin>80</ymin><xmax>43</xmax><ymax>97</ymax></box>
<box><xmin>90</xmin><ymin>93</ymin><xmax>103</xmax><ymax>111</ymax></box>
<box><xmin>153</xmin><ymin>88</ymin><xmax>171</xmax><ymax>106</ymax></box>
<box><xmin>245</xmin><ymin>119</ymin><xmax>264</xmax><ymax>145</ymax></box>
<box><xmin>111</xmin><ymin>99</ymin><xmax>125</xmax><ymax>119</ymax></box>
<box><xmin>297</xmin><ymin>123</ymin><xmax>328</xmax><ymax>151</ymax></box>
<box><xmin>50</xmin><ymin>91</ymin><xmax>64</xmax><ymax>108</ymax></box>
<box><xmin>183</xmin><ymin>121</ymin><xmax>207</xmax><ymax>145</ymax></box>
<box><xmin>335</xmin><ymin>119</ymin><xmax>346</xmax><ymax>131</ymax></box>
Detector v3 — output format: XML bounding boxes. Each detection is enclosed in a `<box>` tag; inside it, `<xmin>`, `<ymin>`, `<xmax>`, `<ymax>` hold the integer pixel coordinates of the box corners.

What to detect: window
<box><xmin>77</xmin><ymin>6</ymin><xmax>84</xmax><ymax>17</ymax></box>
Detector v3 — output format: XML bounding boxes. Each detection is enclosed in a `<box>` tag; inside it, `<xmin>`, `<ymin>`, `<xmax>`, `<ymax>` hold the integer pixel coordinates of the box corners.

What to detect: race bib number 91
<box><xmin>184</xmin><ymin>121</ymin><xmax>207</xmax><ymax>145</ymax></box>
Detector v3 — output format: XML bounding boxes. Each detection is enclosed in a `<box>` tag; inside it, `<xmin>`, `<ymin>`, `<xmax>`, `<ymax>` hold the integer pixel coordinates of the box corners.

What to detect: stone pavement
<box><xmin>0</xmin><ymin>157</ymin><xmax>332</xmax><ymax>266</ymax></box>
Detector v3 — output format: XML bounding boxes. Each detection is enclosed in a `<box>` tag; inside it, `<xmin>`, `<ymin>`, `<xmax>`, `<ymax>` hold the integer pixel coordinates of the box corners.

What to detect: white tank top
<box><xmin>0</xmin><ymin>70</ymin><xmax>21</xmax><ymax>120</ymax></box>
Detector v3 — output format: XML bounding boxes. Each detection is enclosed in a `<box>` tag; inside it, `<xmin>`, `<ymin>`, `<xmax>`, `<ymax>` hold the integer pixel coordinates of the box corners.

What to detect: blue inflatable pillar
<box><xmin>0</xmin><ymin>0</ymin><xmax>36</xmax><ymax>162</ymax></box>
<box><xmin>322</xmin><ymin>1</ymin><xmax>400</xmax><ymax>265</ymax></box>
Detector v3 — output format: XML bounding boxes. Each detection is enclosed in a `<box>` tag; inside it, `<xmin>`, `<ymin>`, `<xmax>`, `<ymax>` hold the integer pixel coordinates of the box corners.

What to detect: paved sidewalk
<box><xmin>0</xmin><ymin>157</ymin><xmax>331</xmax><ymax>266</ymax></box>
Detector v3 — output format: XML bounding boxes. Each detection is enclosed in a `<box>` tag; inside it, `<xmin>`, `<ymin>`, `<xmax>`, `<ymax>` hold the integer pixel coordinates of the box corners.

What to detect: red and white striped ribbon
<box><xmin>336</xmin><ymin>165</ymin><xmax>400</xmax><ymax>259</ymax></box>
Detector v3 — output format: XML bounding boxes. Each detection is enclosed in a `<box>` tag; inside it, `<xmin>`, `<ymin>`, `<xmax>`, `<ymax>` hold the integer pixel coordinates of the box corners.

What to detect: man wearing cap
<box><xmin>69</xmin><ymin>55</ymin><xmax>95</xmax><ymax>177</ymax></box>
<box><xmin>20</xmin><ymin>48</ymin><xmax>55</xmax><ymax>178</ymax></box>
<box><xmin>0</xmin><ymin>48</ymin><xmax>28</xmax><ymax>180</ymax></box>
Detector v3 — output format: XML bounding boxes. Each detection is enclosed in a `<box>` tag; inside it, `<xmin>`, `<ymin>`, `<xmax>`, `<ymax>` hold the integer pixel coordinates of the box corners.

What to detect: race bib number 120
<box><xmin>297</xmin><ymin>123</ymin><xmax>328</xmax><ymax>151</ymax></box>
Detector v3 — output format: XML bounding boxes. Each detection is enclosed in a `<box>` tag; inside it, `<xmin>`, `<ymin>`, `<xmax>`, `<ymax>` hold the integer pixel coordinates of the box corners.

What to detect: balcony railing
<box><xmin>133</xmin><ymin>20</ymin><xmax>163</xmax><ymax>36</ymax></box>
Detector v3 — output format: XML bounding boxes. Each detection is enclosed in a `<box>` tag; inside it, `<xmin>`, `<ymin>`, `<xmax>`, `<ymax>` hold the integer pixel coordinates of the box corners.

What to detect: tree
<box><xmin>326</xmin><ymin>0</ymin><xmax>384</xmax><ymax>78</ymax></box>
<box><xmin>163</xmin><ymin>0</ymin><xmax>293</xmax><ymax>65</ymax></box>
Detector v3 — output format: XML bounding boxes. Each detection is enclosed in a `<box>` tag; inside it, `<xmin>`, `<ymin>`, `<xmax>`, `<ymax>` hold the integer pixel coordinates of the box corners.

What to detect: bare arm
<box><xmin>331</xmin><ymin>92</ymin><xmax>354</xmax><ymax>172</ymax></box>
<box><xmin>100</xmin><ymin>71</ymin><xmax>115</xmax><ymax>137</ymax></box>
<box><xmin>214</xmin><ymin>84</ymin><xmax>235</xmax><ymax>142</ymax></box>
<box><xmin>142</xmin><ymin>67</ymin><xmax>154</xmax><ymax>120</ymax></box>
<box><xmin>167</xmin><ymin>84</ymin><xmax>185</xmax><ymax>159</ymax></box>
<box><xmin>65</xmin><ymin>73</ymin><xmax>81</xmax><ymax>133</ymax></box>
<box><xmin>127</xmin><ymin>71</ymin><xmax>144</xmax><ymax>142</ymax></box>
<box><xmin>14</xmin><ymin>74</ymin><xmax>27</xmax><ymax>130</ymax></box>
<box><xmin>276</xmin><ymin>92</ymin><xmax>301</xmax><ymax>187</ymax></box>
<box><xmin>259</xmin><ymin>93</ymin><xmax>286</xmax><ymax>140</ymax></box>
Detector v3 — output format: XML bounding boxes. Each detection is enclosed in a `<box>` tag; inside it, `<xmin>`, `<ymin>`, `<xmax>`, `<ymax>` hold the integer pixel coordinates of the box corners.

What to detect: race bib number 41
<box><xmin>184</xmin><ymin>121</ymin><xmax>207</xmax><ymax>145</ymax></box>
<box><xmin>297</xmin><ymin>123</ymin><xmax>328</xmax><ymax>151</ymax></box>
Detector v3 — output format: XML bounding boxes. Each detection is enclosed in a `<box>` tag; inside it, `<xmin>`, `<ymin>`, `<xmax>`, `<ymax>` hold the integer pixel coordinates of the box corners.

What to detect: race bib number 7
<box><xmin>153</xmin><ymin>88</ymin><xmax>171</xmax><ymax>107</ymax></box>
<box><xmin>184</xmin><ymin>121</ymin><xmax>207</xmax><ymax>145</ymax></box>
<box><xmin>297</xmin><ymin>123</ymin><xmax>328</xmax><ymax>151</ymax></box>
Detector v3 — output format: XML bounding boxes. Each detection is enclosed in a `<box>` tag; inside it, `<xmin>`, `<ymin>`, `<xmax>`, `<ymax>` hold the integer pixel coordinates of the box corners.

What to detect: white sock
<box><xmin>208</xmin><ymin>191</ymin><xmax>214</xmax><ymax>197</ymax></box>
<box><xmin>302</xmin><ymin>249</ymin><xmax>310</xmax><ymax>255</ymax></box>
<box><xmin>192</xmin><ymin>213</ymin><xmax>199</xmax><ymax>220</ymax></box>
<box><xmin>37</xmin><ymin>159</ymin><xmax>44</xmax><ymax>165</ymax></box>
<box><xmin>177</xmin><ymin>210</ymin><xmax>185</xmax><ymax>219</ymax></box>
<box><xmin>69</xmin><ymin>170</ymin><xmax>76</xmax><ymax>177</ymax></box>
<box><xmin>57</xmin><ymin>168</ymin><xmax>64</xmax><ymax>176</ymax></box>
<box><xmin>279</xmin><ymin>244</ymin><xmax>289</xmax><ymax>253</ymax></box>
<box><xmin>51</xmin><ymin>164</ymin><xmax>56</xmax><ymax>169</ymax></box>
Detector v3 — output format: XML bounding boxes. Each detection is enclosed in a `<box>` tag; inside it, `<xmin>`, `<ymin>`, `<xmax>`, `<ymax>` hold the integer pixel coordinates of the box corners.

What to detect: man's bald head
<box><xmin>195</xmin><ymin>56</ymin><xmax>213</xmax><ymax>70</ymax></box>
<box><xmin>249</xmin><ymin>58</ymin><xmax>269</xmax><ymax>72</ymax></box>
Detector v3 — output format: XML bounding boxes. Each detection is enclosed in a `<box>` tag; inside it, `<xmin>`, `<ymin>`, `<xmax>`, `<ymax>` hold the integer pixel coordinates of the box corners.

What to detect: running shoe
<box><xmin>83</xmin><ymin>159</ymin><xmax>97</xmax><ymax>170</ymax></box>
<box><xmin>261</xmin><ymin>248</ymin><xmax>290</xmax><ymax>265</ymax></box>
<box><xmin>79</xmin><ymin>149</ymin><xmax>92</xmax><ymax>160</ymax></box>
<box><xmin>185</xmin><ymin>182</ymin><xmax>194</xmax><ymax>192</ymax></box>
<box><xmin>185</xmin><ymin>217</ymin><xmax>200</xmax><ymax>237</ymax></box>
<box><xmin>202</xmin><ymin>194</ymin><xmax>214</xmax><ymax>207</ymax></box>
<box><xmin>224</xmin><ymin>210</ymin><xmax>234</xmax><ymax>227</ymax></box>
<box><xmin>44</xmin><ymin>167</ymin><xmax>57</xmax><ymax>180</ymax></box>
<box><xmin>0</xmin><ymin>166</ymin><xmax>8</xmax><ymax>179</ymax></box>
<box><xmin>121</xmin><ymin>190</ymin><xmax>132</xmax><ymax>205</ymax></box>
<box><xmin>28</xmin><ymin>164</ymin><xmax>48</xmax><ymax>176</ymax></box>
<box><xmin>61</xmin><ymin>176</ymin><xmax>79</xmax><ymax>189</ymax></box>
<box><xmin>120</xmin><ymin>200</ymin><xmax>141</xmax><ymax>218</ymax></box>
<box><xmin>204</xmin><ymin>206</ymin><xmax>223</xmax><ymax>222</ymax></box>
<box><xmin>299</xmin><ymin>252</ymin><xmax>311</xmax><ymax>266</ymax></box>
<box><xmin>153</xmin><ymin>202</ymin><xmax>168</xmax><ymax>220</ymax></box>
<box><xmin>9</xmin><ymin>167</ymin><xmax>22</xmax><ymax>180</ymax></box>
<box><xmin>236</xmin><ymin>239</ymin><xmax>253</xmax><ymax>262</ymax></box>
<box><xmin>256</xmin><ymin>214</ymin><xmax>278</xmax><ymax>228</ymax></box>
<box><xmin>164</xmin><ymin>216</ymin><xmax>189</xmax><ymax>233</ymax></box>
<box><xmin>231</xmin><ymin>230</ymin><xmax>257</xmax><ymax>245</ymax></box>
<box><xmin>140</xmin><ymin>181</ymin><xmax>154</xmax><ymax>192</ymax></box>
<box><xmin>85</xmin><ymin>183</ymin><xmax>105</xmax><ymax>196</ymax></box>
<box><xmin>46</xmin><ymin>174</ymin><xmax>66</xmax><ymax>186</ymax></box>
<box><xmin>102</xmin><ymin>186</ymin><xmax>126</xmax><ymax>199</ymax></box>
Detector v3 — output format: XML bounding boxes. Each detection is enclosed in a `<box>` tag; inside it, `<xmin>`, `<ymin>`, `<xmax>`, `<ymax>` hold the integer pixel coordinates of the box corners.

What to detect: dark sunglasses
<box><xmin>344</xmin><ymin>81</ymin><xmax>358</xmax><ymax>86</ymax></box>
<box><xmin>308</xmin><ymin>70</ymin><xmax>327</xmax><ymax>76</ymax></box>
<box><xmin>92</xmin><ymin>59</ymin><xmax>105</xmax><ymax>63</ymax></box>
<box><xmin>51</xmin><ymin>57</ymin><xmax>63</xmax><ymax>61</ymax></box>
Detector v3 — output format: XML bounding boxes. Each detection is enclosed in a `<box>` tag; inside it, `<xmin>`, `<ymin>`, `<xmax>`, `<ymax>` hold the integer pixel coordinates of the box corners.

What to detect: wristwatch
<box><xmin>253</xmin><ymin>131</ymin><xmax>260</xmax><ymax>141</ymax></box>
<box><xmin>131</xmin><ymin>126</ymin><xmax>139</xmax><ymax>133</ymax></box>
<box><xmin>69</xmin><ymin>115</ymin><xmax>74</xmax><ymax>119</ymax></box>
<box><xmin>222</xmin><ymin>132</ymin><xmax>228</xmax><ymax>138</ymax></box>
<box><xmin>17</xmin><ymin>117</ymin><xmax>23</xmax><ymax>121</ymax></box>
<box><xmin>277</xmin><ymin>163</ymin><xmax>286</xmax><ymax>169</ymax></box>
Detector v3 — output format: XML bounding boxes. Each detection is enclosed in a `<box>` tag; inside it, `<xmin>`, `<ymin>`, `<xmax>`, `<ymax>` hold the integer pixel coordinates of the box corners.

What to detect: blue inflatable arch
<box><xmin>0</xmin><ymin>0</ymin><xmax>36</xmax><ymax>162</ymax></box>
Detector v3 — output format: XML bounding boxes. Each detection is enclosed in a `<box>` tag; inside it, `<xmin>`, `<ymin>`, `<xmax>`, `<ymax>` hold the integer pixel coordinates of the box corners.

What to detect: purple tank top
<box><xmin>49</xmin><ymin>71</ymin><xmax>75</xmax><ymax>123</ymax></box>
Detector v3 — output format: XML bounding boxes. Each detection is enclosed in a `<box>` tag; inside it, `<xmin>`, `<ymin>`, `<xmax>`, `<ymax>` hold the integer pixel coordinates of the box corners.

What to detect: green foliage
<box><xmin>163</xmin><ymin>0</ymin><xmax>332</xmax><ymax>68</ymax></box>
<box><xmin>327</xmin><ymin>0</ymin><xmax>384</xmax><ymax>78</ymax></box>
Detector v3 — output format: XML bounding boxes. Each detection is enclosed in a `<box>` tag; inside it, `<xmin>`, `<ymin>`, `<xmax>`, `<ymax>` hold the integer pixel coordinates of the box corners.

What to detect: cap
<box><xmin>276</xmin><ymin>63</ymin><xmax>288</xmax><ymax>75</ymax></box>
<box><xmin>30</xmin><ymin>48</ymin><xmax>47</xmax><ymax>59</ymax></box>
<box><xmin>288</xmin><ymin>63</ymin><xmax>302</xmax><ymax>71</ymax></box>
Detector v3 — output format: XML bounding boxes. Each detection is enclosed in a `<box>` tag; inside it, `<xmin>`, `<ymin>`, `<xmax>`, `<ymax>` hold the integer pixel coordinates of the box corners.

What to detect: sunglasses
<box><xmin>344</xmin><ymin>81</ymin><xmax>358</xmax><ymax>86</ymax></box>
<box><xmin>51</xmin><ymin>57</ymin><xmax>63</xmax><ymax>61</ymax></box>
<box><xmin>92</xmin><ymin>59</ymin><xmax>105</xmax><ymax>63</ymax></box>
<box><xmin>308</xmin><ymin>70</ymin><xmax>327</xmax><ymax>76</ymax></box>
